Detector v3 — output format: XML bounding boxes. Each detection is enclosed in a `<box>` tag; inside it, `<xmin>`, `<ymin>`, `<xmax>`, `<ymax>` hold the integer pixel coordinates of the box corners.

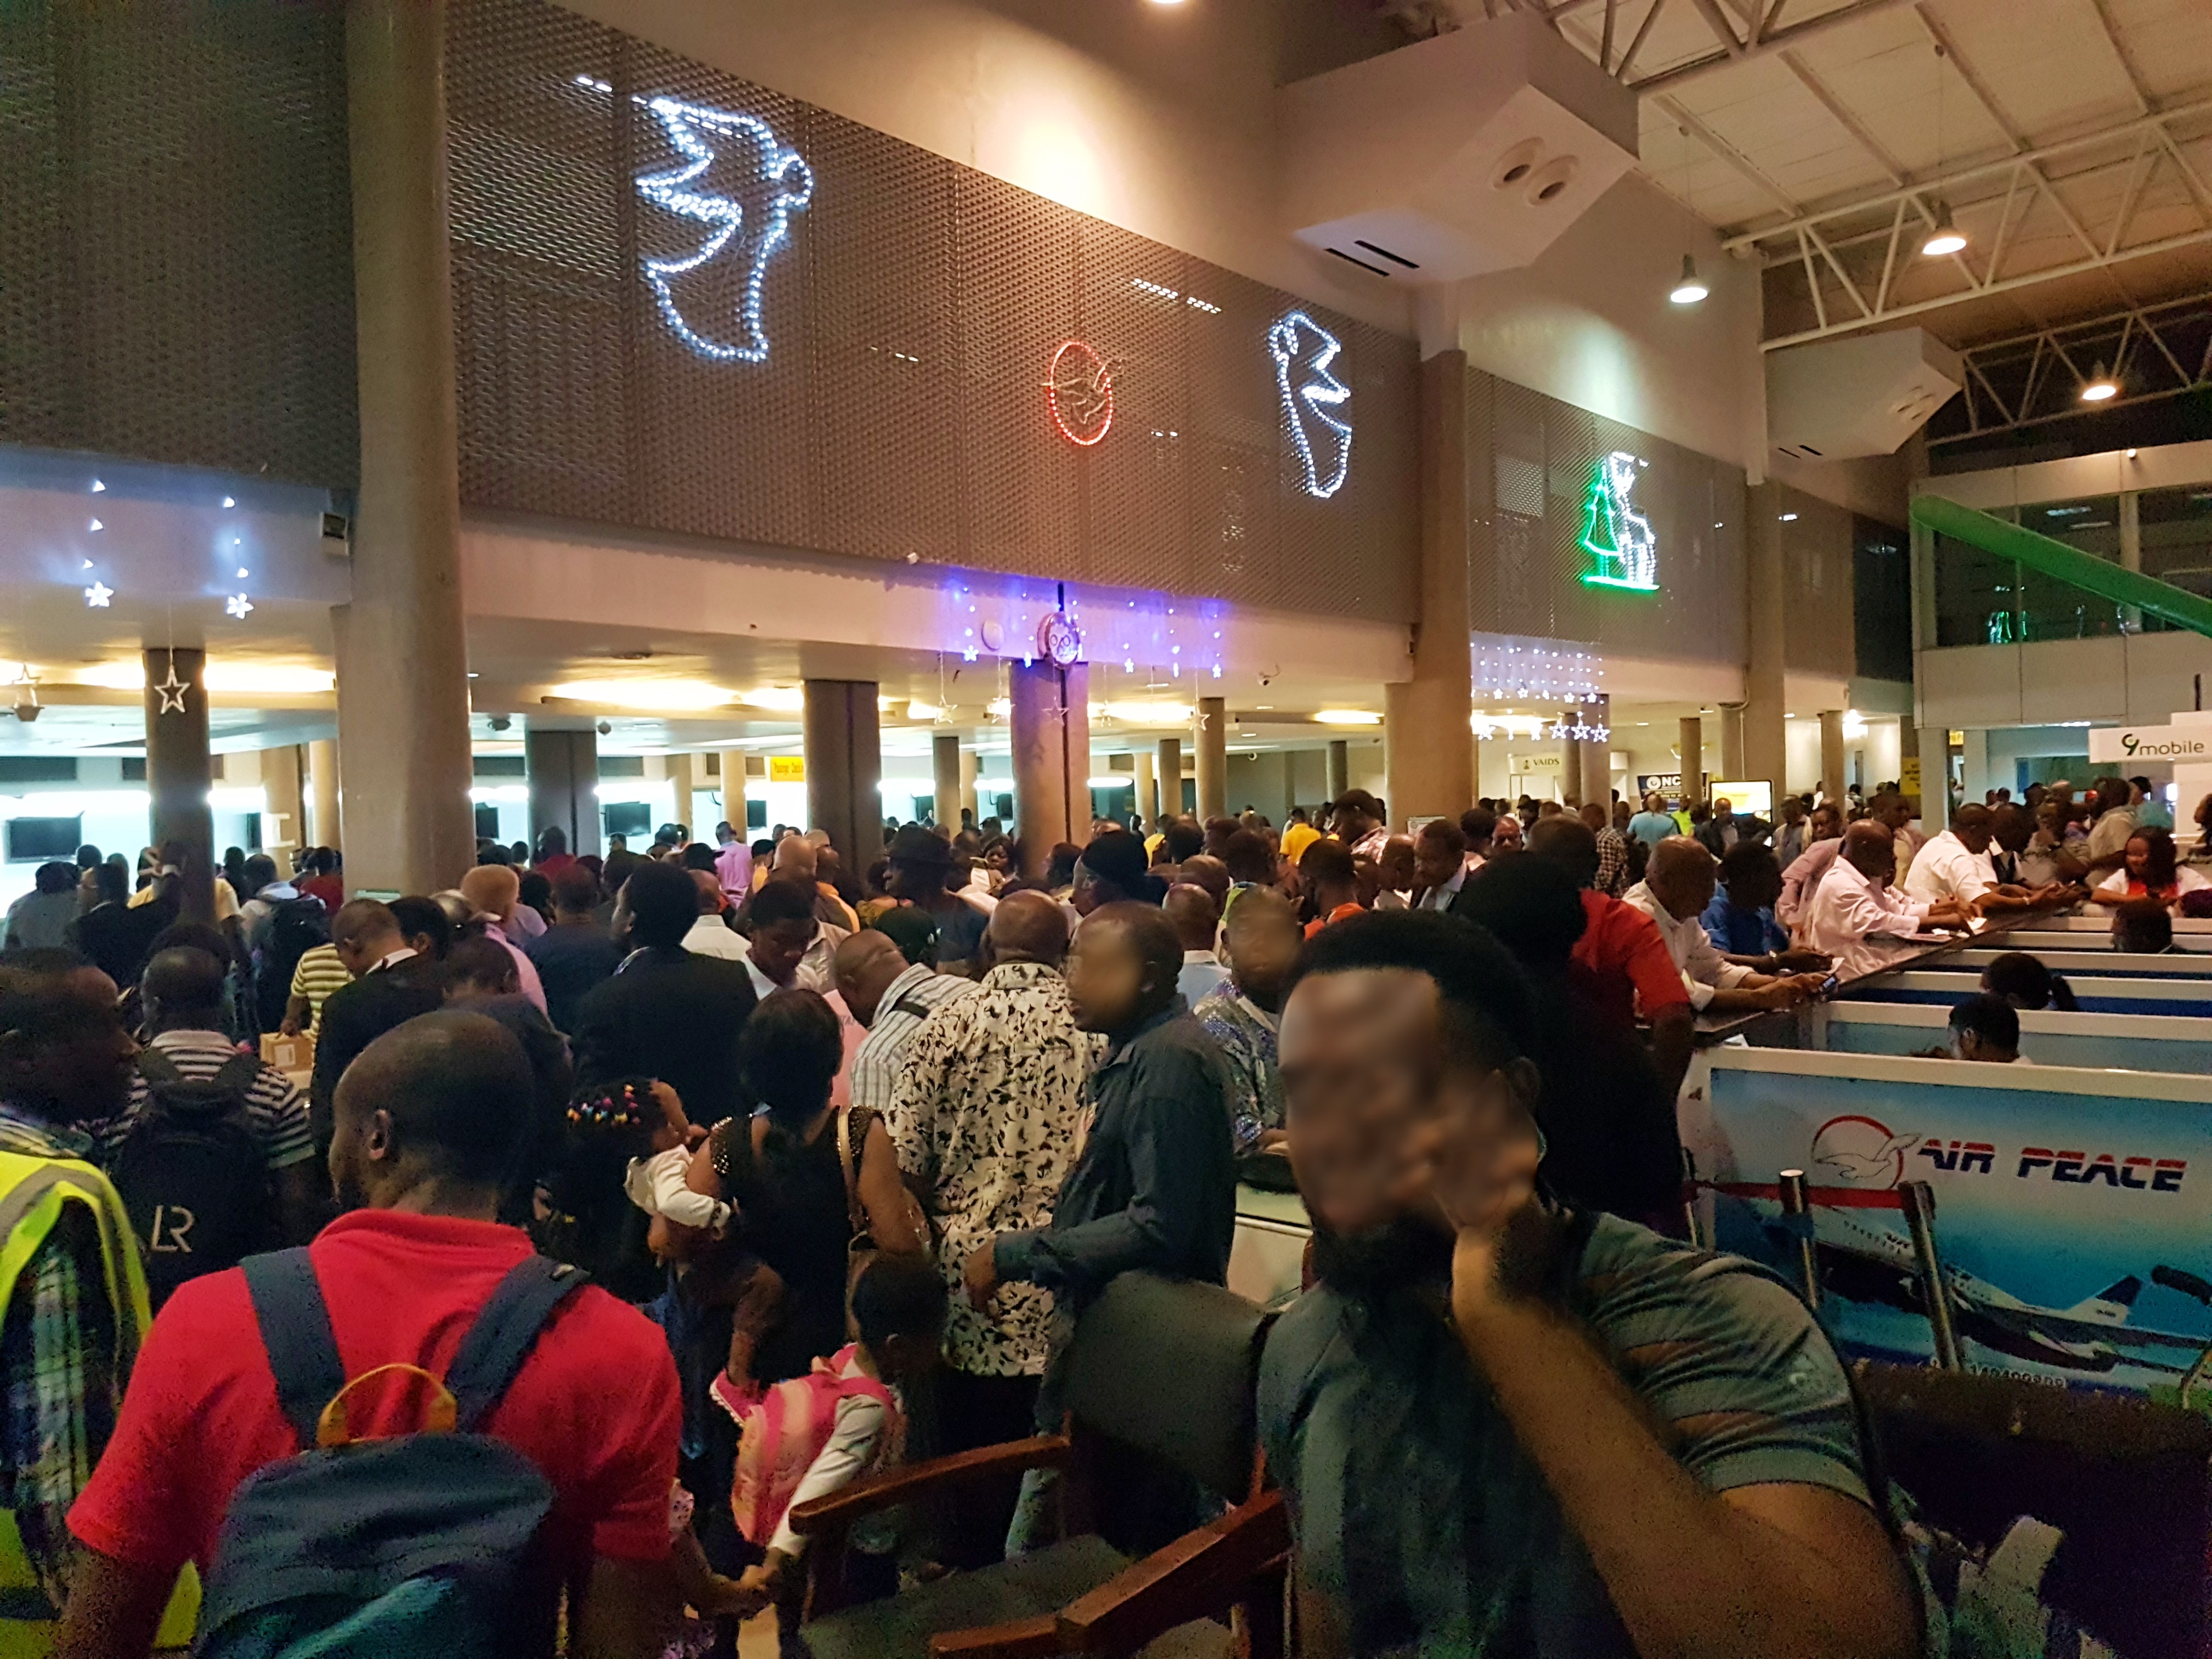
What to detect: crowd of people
<box><xmin>0</xmin><ymin>769</ymin><xmax>2190</xmax><ymax>1657</ymax></box>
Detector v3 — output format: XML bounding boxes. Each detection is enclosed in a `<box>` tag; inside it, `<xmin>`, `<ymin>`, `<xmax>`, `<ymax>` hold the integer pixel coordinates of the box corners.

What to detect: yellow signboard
<box><xmin>767</xmin><ymin>755</ymin><xmax>805</xmax><ymax>783</ymax></box>
<box><xmin>1899</xmin><ymin>757</ymin><xmax>1921</xmax><ymax>798</ymax></box>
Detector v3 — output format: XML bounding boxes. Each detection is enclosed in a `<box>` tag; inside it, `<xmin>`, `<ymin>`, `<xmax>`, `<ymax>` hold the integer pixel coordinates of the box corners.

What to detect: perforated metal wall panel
<box><xmin>1474</xmin><ymin>370</ymin><xmax>1747</xmax><ymax>665</ymax></box>
<box><xmin>0</xmin><ymin>2</ymin><xmax>356</xmax><ymax>486</ymax></box>
<box><xmin>445</xmin><ymin>0</ymin><xmax>1420</xmax><ymax>624</ymax></box>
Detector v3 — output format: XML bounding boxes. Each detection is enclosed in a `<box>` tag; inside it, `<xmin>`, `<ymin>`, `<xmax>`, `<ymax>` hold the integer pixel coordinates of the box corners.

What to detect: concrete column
<box><xmin>1009</xmin><ymin>661</ymin><xmax>1090</xmax><ymax>877</ymax></box>
<box><xmin>1819</xmin><ymin>709</ymin><xmax>1847</xmax><ymax>803</ymax></box>
<box><xmin>526</xmin><ymin>726</ymin><xmax>600</xmax><ymax>859</ymax></box>
<box><xmin>1156</xmin><ymin>737</ymin><xmax>1183</xmax><ymax>820</ymax></box>
<box><xmin>143</xmin><ymin>648</ymin><xmax>215</xmax><ymax>926</ymax></box>
<box><xmin>1744</xmin><ymin>482</ymin><xmax>1788</xmax><ymax>791</ymax></box>
<box><xmin>1325</xmin><ymin>739</ymin><xmax>1349</xmax><ymax>803</ymax></box>
<box><xmin>1679</xmin><ymin>716</ymin><xmax>1704</xmax><ymax>805</ymax></box>
<box><xmin>665</xmin><ymin>752</ymin><xmax>696</xmax><ymax>840</ymax></box>
<box><xmin>1195</xmin><ymin>697</ymin><xmax>1228</xmax><ymax>822</ymax></box>
<box><xmin>1133</xmin><ymin>749</ymin><xmax>1156</xmax><ymax>827</ymax></box>
<box><xmin>932</xmin><ymin>732</ymin><xmax>962</xmax><ymax>831</ymax></box>
<box><xmin>306</xmin><ymin>738</ymin><xmax>341</xmax><ymax>852</ymax></box>
<box><xmin>803</xmin><ymin>679</ymin><xmax>883</xmax><ymax>866</ymax></box>
<box><xmin>336</xmin><ymin>0</ymin><xmax>475</xmax><ymax>896</ymax></box>
<box><xmin>1719</xmin><ymin>704</ymin><xmax>1746</xmax><ymax>782</ymax></box>
<box><xmin>1899</xmin><ymin>722</ymin><xmax>1923</xmax><ymax>818</ymax></box>
<box><xmin>1578</xmin><ymin>697</ymin><xmax>1612</xmax><ymax>810</ymax></box>
<box><xmin>959</xmin><ymin>748</ymin><xmax>979</xmax><ymax>825</ymax></box>
<box><xmin>1384</xmin><ymin>349</ymin><xmax>1476</xmax><ymax>830</ymax></box>
<box><xmin>720</xmin><ymin>750</ymin><xmax>747</xmax><ymax>839</ymax></box>
<box><xmin>261</xmin><ymin>744</ymin><xmax>306</xmax><ymax>859</ymax></box>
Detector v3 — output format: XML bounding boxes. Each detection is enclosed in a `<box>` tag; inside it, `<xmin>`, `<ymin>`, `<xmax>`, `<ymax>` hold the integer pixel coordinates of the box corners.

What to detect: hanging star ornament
<box><xmin>154</xmin><ymin>657</ymin><xmax>189</xmax><ymax>715</ymax></box>
<box><xmin>225</xmin><ymin>592</ymin><xmax>253</xmax><ymax>619</ymax></box>
<box><xmin>82</xmin><ymin>582</ymin><xmax>112</xmax><ymax>608</ymax></box>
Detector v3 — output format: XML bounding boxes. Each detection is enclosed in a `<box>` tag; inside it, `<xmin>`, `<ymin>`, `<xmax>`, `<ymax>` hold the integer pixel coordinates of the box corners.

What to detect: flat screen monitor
<box><xmin>5</xmin><ymin>817</ymin><xmax>81</xmax><ymax>862</ymax></box>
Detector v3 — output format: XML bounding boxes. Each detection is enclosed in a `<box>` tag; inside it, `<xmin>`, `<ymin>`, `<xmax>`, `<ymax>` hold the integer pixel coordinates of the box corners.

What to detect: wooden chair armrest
<box><xmin>1053</xmin><ymin>1491</ymin><xmax>1291</xmax><ymax>1654</ymax></box>
<box><xmin>927</xmin><ymin>1613</ymin><xmax>1061</xmax><ymax>1657</ymax></box>
<box><xmin>788</xmin><ymin>1434</ymin><xmax>1071</xmax><ymax>1536</ymax></box>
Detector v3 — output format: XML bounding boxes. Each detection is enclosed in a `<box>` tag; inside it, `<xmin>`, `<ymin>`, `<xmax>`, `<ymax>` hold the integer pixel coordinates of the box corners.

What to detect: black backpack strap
<box><xmin>888</xmin><ymin>992</ymin><xmax>935</xmax><ymax>1022</ymax></box>
<box><xmin>242</xmin><ymin>1248</ymin><xmax>346</xmax><ymax>1451</ymax></box>
<box><xmin>445</xmin><ymin>1256</ymin><xmax>589</xmax><ymax>1434</ymax></box>
<box><xmin>134</xmin><ymin>1049</ymin><xmax>183</xmax><ymax>1091</ymax></box>
<box><xmin>211</xmin><ymin>1053</ymin><xmax>264</xmax><ymax>1103</ymax></box>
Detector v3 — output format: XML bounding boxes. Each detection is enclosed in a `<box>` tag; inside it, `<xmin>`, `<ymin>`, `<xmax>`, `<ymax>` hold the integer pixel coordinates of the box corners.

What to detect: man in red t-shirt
<box><xmin>1528</xmin><ymin>817</ymin><xmax>1696</xmax><ymax>1094</ymax></box>
<box><xmin>59</xmin><ymin>1011</ymin><xmax>680</xmax><ymax>1659</ymax></box>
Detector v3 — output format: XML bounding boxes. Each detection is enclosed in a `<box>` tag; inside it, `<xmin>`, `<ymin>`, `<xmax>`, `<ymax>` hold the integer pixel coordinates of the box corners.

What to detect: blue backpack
<box><xmin>195</xmin><ymin>1249</ymin><xmax>588</xmax><ymax>1659</ymax></box>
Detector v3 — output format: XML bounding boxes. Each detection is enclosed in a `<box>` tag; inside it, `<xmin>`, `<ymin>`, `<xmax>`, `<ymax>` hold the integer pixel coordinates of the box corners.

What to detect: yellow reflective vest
<box><xmin>0</xmin><ymin>1148</ymin><xmax>196</xmax><ymax>1655</ymax></box>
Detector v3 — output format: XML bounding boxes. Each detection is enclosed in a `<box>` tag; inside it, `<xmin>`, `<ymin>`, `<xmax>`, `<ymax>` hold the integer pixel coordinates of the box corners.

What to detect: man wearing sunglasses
<box><xmin>1261</xmin><ymin>910</ymin><xmax>1920</xmax><ymax>1659</ymax></box>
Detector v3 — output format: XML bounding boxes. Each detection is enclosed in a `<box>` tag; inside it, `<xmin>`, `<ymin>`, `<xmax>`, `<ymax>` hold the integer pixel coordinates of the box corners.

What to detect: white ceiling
<box><xmin>1539</xmin><ymin>0</ymin><xmax>2212</xmax><ymax>343</ymax></box>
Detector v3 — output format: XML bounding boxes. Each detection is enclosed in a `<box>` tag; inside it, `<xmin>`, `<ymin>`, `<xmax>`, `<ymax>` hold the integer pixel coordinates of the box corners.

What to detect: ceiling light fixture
<box><xmin>2079</xmin><ymin>362</ymin><xmax>2120</xmax><ymax>403</ymax></box>
<box><xmin>548</xmin><ymin>678</ymin><xmax>738</xmax><ymax>712</ymax></box>
<box><xmin>1314</xmin><ymin>709</ymin><xmax>1383</xmax><ymax>726</ymax></box>
<box><xmin>1668</xmin><ymin>254</ymin><xmax>1707</xmax><ymax>306</ymax></box>
<box><xmin>739</xmin><ymin>686</ymin><xmax>806</xmax><ymax>712</ymax></box>
<box><xmin>1920</xmin><ymin>202</ymin><xmax>1966</xmax><ymax>258</ymax></box>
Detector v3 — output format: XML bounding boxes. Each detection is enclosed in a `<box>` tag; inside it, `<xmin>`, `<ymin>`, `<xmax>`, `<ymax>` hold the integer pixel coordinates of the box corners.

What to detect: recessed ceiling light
<box><xmin>1314</xmin><ymin>709</ymin><xmax>1383</xmax><ymax>725</ymax></box>
<box><xmin>548</xmin><ymin>679</ymin><xmax>738</xmax><ymax>712</ymax></box>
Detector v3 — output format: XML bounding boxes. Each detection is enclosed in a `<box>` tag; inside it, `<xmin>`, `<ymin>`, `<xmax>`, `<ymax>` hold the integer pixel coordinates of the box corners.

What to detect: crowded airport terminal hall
<box><xmin>7</xmin><ymin>0</ymin><xmax>2212</xmax><ymax>1653</ymax></box>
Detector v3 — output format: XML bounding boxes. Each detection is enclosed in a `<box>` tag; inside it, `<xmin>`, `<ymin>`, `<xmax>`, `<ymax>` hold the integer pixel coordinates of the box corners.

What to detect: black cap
<box><xmin>884</xmin><ymin>825</ymin><xmax>956</xmax><ymax>868</ymax></box>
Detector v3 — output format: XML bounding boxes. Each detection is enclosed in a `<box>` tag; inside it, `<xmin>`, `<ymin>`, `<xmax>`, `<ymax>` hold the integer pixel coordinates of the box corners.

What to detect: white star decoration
<box><xmin>225</xmin><ymin>593</ymin><xmax>253</xmax><ymax>619</ymax></box>
<box><xmin>82</xmin><ymin>582</ymin><xmax>111</xmax><ymax>608</ymax></box>
<box><xmin>154</xmin><ymin>658</ymin><xmax>189</xmax><ymax>715</ymax></box>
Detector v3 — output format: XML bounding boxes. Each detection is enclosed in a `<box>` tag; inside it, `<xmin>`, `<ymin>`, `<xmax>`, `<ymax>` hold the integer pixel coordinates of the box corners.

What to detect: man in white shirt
<box><xmin>1163</xmin><ymin>884</ymin><xmax>1230</xmax><ymax>1003</ymax></box>
<box><xmin>1903</xmin><ymin>803</ymin><xmax>2066</xmax><ymax>916</ymax></box>
<box><xmin>1622</xmin><ymin>839</ymin><xmax>1826</xmax><ymax>1015</ymax></box>
<box><xmin>1806</xmin><ymin>823</ymin><xmax>1970</xmax><ymax>981</ymax></box>
<box><xmin>680</xmin><ymin>870</ymin><xmax>748</xmax><ymax>961</ymax></box>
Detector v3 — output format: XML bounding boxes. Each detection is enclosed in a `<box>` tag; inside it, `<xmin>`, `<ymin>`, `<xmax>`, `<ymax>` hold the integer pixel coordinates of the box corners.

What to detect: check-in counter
<box><xmin>1682</xmin><ymin>1046</ymin><xmax>2212</xmax><ymax>1392</ymax></box>
<box><xmin>1230</xmin><ymin>1185</ymin><xmax>1308</xmax><ymax>1308</ymax></box>
<box><xmin>1846</xmin><ymin>972</ymin><xmax>2212</xmax><ymax>1018</ymax></box>
<box><xmin>1945</xmin><ymin>949</ymin><xmax>2212</xmax><ymax>978</ymax></box>
<box><xmin>1776</xmin><ymin>999</ymin><xmax>2212</xmax><ymax>1073</ymax></box>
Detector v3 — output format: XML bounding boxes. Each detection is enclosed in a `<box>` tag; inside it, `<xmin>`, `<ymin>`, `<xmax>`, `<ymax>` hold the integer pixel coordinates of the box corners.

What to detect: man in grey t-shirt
<box><xmin>1263</xmin><ymin>911</ymin><xmax>1920</xmax><ymax>1659</ymax></box>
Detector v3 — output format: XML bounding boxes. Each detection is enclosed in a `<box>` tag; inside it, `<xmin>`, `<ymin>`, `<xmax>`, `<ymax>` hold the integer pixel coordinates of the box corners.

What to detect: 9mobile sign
<box><xmin>1686</xmin><ymin>1047</ymin><xmax>2212</xmax><ymax>1392</ymax></box>
<box><xmin>2086</xmin><ymin>723</ymin><xmax>2212</xmax><ymax>764</ymax></box>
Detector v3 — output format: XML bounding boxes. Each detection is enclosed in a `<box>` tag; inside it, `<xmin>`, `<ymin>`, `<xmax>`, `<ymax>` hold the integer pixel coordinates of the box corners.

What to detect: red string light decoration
<box><xmin>1045</xmin><ymin>340</ymin><xmax>1113</xmax><ymax>446</ymax></box>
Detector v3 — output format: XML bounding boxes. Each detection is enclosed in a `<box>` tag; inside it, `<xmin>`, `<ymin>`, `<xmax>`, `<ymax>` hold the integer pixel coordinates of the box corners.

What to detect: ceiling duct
<box><xmin>1276</xmin><ymin>12</ymin><xmax>1639</xmax><ymax>285</ymax></box>
<box><xmin>1767</xmin><ymin>330</ymin><xmax>1963</xmax><ymax>461</ymax></box>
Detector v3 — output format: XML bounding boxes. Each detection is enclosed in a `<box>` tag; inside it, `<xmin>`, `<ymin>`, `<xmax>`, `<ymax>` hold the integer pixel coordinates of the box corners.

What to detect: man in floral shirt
<box><xmin>885</xmin><ymin>892</ymin><xmax>1101</xmax><ymax>1564</ymax></box>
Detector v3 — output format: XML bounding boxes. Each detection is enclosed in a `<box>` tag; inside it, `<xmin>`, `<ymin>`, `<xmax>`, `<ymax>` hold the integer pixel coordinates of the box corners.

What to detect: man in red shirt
<box><xmin>58</xmin><ymin>1011</ymin><xmax>680</xmax><ymax>1659</ymax></box>
<box><xmin>1528</xmin><ymin>817</ymin><xmax>1696</xmax><ymax>1093</ymax></box>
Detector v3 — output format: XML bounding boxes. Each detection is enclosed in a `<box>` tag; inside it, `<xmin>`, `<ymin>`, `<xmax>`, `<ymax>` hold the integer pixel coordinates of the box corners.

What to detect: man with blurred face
<box><xmin>1805</xmin><ymin>821</ymin><xmax>1969</xmax><ymax>980</ymax></box>
<box><xmin>0</xmin><ymin>951</ymin><xmax>167</xmax><ymax>1637</ymax></box>
<box><xmin>966</xmin><ymin>902</ymin><xmax>1234</xmax><ymax>1555</ymax></box>
<box><xmin>1263</xmin><ymin>912</ymin><xmax>1917</xmax><ymax>1659</ymax></box>
<box><xmin>1489</xmin><ymin>813</ymin><xmax>1524</xmax><ymax>855</ymax></box>
<box><xmin>1774</xmin><ymin>800</ymin><xmax>1847</xmax><ymax>935</ymax></box>
<box><xmin>1195</xmin><ymin>885</ymin><xmax>1302</xmax><ymax>1155</ymax></box>
<box><xmin>1412</xmin><ymin>820</ymin><xmax>1470</xmax><ymax>913</ymax></box>
<box><xmin>1623</xmin><ymin>840</ymin><xmax>1827</xmax><ymax>1015</ymax></box>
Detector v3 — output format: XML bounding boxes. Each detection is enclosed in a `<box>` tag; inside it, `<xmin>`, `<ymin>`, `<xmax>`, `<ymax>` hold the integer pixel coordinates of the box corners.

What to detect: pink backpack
<box><xmin>730</xmin><ymin>1345</ymin><xmax>898</xmax><ymax>1546</ymax></box>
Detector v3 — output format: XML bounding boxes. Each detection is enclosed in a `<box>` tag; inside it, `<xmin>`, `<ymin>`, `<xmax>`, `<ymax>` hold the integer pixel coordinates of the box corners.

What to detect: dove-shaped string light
<box><xmin>634</xmin><ymin>95</ymin><xmax>814</xmax><ymax>363</ymax></box>
<box><xmin>1268</xmin><ymin>311</ymin><xmax>1352</xmax><ymax>500</ymax></box>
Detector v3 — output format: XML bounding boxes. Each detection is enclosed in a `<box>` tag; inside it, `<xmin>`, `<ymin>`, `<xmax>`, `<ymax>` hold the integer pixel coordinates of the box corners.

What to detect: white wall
<box><xmin>1427</xmin><ymin>173</ymin><xmax>1764</xmax><ymax>472</ymax></box>
<box><xmin>556</xmin><ymin>0</ymin><xmax>1411</xmax><ymax>337</ymax></box>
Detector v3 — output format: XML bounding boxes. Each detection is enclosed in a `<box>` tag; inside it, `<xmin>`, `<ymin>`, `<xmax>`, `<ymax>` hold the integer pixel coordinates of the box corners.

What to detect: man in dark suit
<box><xmin>571</xmin><ymin>859</ymin><xmax>757</xmax><ymax>1128</ymax></box>
<box><xmin>1693</xmin><ymin>797</ymin><xmax>1770</xmax><ymax>857</ymax></box>
<box><xmin>309</xmin><ymin>899</ymin><xmax>447</xmax><ymax>1155</ymax></box>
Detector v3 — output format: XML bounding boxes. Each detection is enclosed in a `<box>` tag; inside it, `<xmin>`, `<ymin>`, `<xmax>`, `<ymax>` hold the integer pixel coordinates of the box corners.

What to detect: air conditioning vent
<box><xmin>1279</xmin><ymin>12</ymin><xmax>1637</xmax><ymax>285</ymax></box>
<box><xmin>1353</xmin><ymin>239</ymin><xmax>1420</xmax><ymax>270</ymax></box>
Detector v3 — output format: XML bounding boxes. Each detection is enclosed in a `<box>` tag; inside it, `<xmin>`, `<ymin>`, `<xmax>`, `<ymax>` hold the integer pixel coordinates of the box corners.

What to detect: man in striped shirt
<box><xmin>832</xmin><ymin>928</ymin><xmax>975</xmax><ymax>1118</ymax></box>
<box><xmin>281</xmin><ymin>942</ymin><xmax>351</xmax><ymax>1036</ymax></box>
<box><xmin>93</xmin><ymin>949</ymin><xmax>323</xmax><ymax>1247</ymax></box>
